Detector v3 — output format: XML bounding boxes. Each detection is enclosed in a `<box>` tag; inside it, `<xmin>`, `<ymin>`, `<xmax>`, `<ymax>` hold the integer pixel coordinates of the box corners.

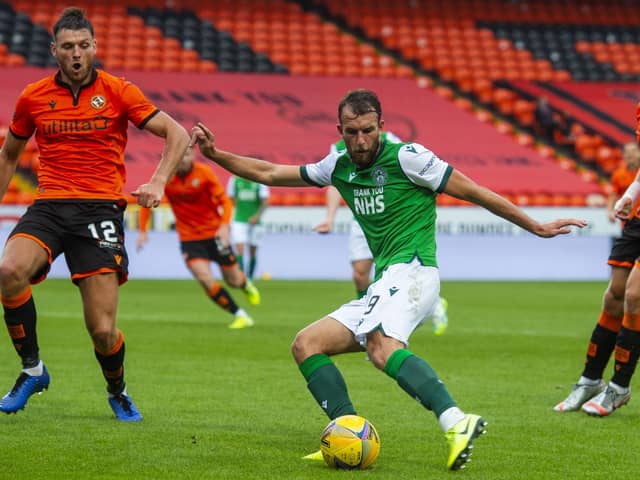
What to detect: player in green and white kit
<box><xmin>315</xmin><ymin>132</ymin><xmax>449</xmax><ymax>335</ymax></box>
<box><xmin>227</xmin><ymin>176</ymin><xmax>270</xmax><ymax>280</ymax></box>
<box><xmin>189</xmin><ymin>89</ymin><xmax>586</xmax><ymax>471</ymax></box>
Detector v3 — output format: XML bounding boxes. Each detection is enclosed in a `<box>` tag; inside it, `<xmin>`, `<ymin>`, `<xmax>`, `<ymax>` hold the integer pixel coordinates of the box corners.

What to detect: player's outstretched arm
<box><xmin>444</xmin><ymin>169</ymin><xmax>587</xmax><ymax>237</ymax></box>
<box><xmin>190</xmin><ymin>122</ymin><xmax>308</xmax><ymax>187</ymax></box>
<box><xmin>314</xmin><ymin>186</ymin><xmax>341</xmax><ymax>233</ymax></box>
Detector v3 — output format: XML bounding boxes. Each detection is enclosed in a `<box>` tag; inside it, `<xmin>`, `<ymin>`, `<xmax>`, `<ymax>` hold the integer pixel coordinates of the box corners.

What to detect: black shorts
<box><xmin>608</xmin><ymin>217</ymin><xmax>640</xmax><ymax>269</ymax></box>
<box><xmin>180</xmin><ymin>237</ymin><xmax>237</xmax><ymax>267</ymax></box>
<box><xmin>9</xmin><ymin>200</ymin><xmax>129</xmax><ymax>284</ymax></box>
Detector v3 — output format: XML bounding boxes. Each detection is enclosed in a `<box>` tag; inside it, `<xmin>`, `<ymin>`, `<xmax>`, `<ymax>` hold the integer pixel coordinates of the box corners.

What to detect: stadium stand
<box><xmin>1</xmin><ymin>0</ymin><xmax>638</xmax><ymax>207</ymax></box>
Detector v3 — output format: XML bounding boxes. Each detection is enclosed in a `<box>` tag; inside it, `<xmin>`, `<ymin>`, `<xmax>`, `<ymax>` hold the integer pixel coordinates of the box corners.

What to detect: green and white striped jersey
<box><xmin>301</xmin><ymin>140</ymin><xmax>453</xmax><ymax>280</ymax></box>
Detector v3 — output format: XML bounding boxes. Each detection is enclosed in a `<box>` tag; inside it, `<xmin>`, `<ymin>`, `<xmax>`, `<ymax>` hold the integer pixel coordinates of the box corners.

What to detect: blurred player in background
<box><xmin>315</xmin><ymin>132</ymin><xmax>449</xmax><ymax>335</ymax></box>
<box><xmin>190</xmin><ymin>89</ymin><xmax>586</xmax><ymax>470</ymax></box>
<box><xmin>137</xmin><ymin>148</ymin><xmax>260</xmax><ymax>329</ymax></box>
<box><xmin>0</xmin><ymin>7</ymin><xmax>190</xmax><ymax>421</ymax></box>
<box><xmin>607</xmin><ymin>142</ymin><xmax>640</xmax><ymax>226</ymax></box>
<box><xmin>226</xmin><ymin>176</ymin><xmax>269</xmax><ymax>280</ymax></box>
<box><xmin>555</xmin><ymin>141</ymin><xmax>640</xmax><ymax>416</ymax></box>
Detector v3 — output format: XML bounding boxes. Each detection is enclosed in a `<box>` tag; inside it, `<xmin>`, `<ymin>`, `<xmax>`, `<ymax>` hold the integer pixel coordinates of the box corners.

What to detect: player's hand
<box><xmin>217</xmin><ymin>223</ymin><xmax>231</xmax><ymax>246</ymax></box>
<box><xmin>136</xmin><ymin>232</ymin><xmax>149</xmax><ymax>252</ymax></box>
<box><xmin>248</xmin><ymin>214</ymin><xmax>260</xmax><ymax>225</ymax></box>
<box><xmin>534</xmin><ymin>218</ymin><xmax>588</xmax><ymax>237</ymax></box>
<box><xmin>614</xmin><ymin>196</ymin><xmax>633</xmax><ymax>220</ymax></box>
<box><xmin>190</xmin><ymin>122</ymin><xmax>216</xmax><ymax>159</ymax></box>
<box><xmin>313</xmin><ymin>220</ymin><xmax>333</xmax><ymax>234</ymax></box>
<box><xmin>132</xmin><ymin>182</ymin><xmax>164</xmax><ymax>208</ymax></box>
<box><xmin>607</xmin><ymin>209</ymin><xmax>617</xmax><ymax>223</ymax></box>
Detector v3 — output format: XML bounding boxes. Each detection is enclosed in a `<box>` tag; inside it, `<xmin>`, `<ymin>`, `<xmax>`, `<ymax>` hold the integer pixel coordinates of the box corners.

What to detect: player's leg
<box><xmin>0</xmin><ymin>235</ymin><xmax>51</xmax><ymax>413</ymax></box>
<box><xmin>234</xmin><ymin>243</ymin><xmax>245</xmax><ymax>273</ymax></box>
<box><xmin>230</xmin><ymin>221</ymin><xmax>248</xmax><ymax>273</ymax></box>
<box><xmin>215</xmin><ymin>237</ymin><xmax>260</xmax><ymax>307</ymax></box>
<box><xmin>187</xmin><ymin>258</ymin><xmax>253</xmax><ymax>328</ymax></box>
<box><xmin>292</xmin><ymin>316</ymin><xmax>363</xmax><ymax>421</ymax></box>
<box><xmin>555</xmin><ymin>223</ymin><xmax>640</xmax><ymax>412</ymax></box>
<box><xmin>248</xmin><ymin>244</ymin><xmax>258</xmax><ymax>280</ymax></box>
<box><xmin>554</xmin><ymin>266</ymin><xmax>627</xmax><ymax>411</ymax></box>
<box><xmin>367</xmin><ymin>331</ymin><xmax>484</xmax><ymax>470</ymax></box>
<box><xmin>294</xmin><ymin>305</ymin><xmax>365</xmax><ymax>461</ymax></box>
<box><xmin>79</xmin><ymin>273</ymin><xmax>141</xmax><ymax>421</ymax></box>
<box><xmin>584</xmin><ymin>265</ymin><xmax>628</xmax><ymax>379</ymax></box>
<box><xmin>64</xmin><ymin>200</ymin><xmax>139</xmax><ymax>421</ymax></box>
<box><xmin>430</xmin><ymin>296</ymin><xmax>449</xmax><ymax>336</ymax></box>
<box><xmin>247</xmin><ymin>223</ymin><xmax>265</xmax><ymax>280</ymax></box>
<box><xmin>582</xmin><ymin>261</ymin><xmax>640</xmax><ymax>416</ymax></box>
<box><xmin>362</xmin><ymin>260</ymin><xmax>485</xmax><ymax>470</ymax></box>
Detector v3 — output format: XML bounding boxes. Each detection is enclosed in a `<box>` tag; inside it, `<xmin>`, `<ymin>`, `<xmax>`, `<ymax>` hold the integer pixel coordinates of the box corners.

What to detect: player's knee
<box><xmin>89</xmin><ymin>328</ymin><xmax>117</xmax><ymax>353</ymax></box>
<box><xmin>222</xmin><ymin>269</ymin><xmax>244</xmax><ymax>288</ymax></box>
<box><xmin>0</xmin><ymin>259</ymin><xmax>29</xmax><ymax>292</ymax></box>
<box><xmin>290</xmin><ymin>331</ymin><xmax>306</xmax><ymax>362</ymax></box>
<box><xmin>625</xmin><ymin>287</ymin><xmax>640</xmax><ymax>310</ymax></box>
<box><xmin>605</xmin><ymin>285</ymin><xmax>625</xmax><ymax>305</ymax></box>
<box><xmin>291</xmin><ymin>329</ymin><xmax>316</xmax><ymax>363</ymax></box>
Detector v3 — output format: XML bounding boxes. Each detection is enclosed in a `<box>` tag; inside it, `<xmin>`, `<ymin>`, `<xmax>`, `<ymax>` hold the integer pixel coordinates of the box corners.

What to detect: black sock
<box><xmin>611</xmin><ymin>327</ymin><xmax>640</xmax><ymax>388</ymax></box>
<box><xmin>3</xmin><ymin>288</ymin><xmax>39</xmax><ymax>368</ymax></box>
<box><xmin>95</xmin><ymin>331</ymin><xmax>126</xmax><ymax>395</ymax></box>
<box><xmin>582</xmin><ymin>324</ymin><xmax>618</xmax><ymax>380</ymax></box>
<box><xmin>209</xmin><ymin>282</ymin><xmax>239</xmax><ymax>315</ymax></box>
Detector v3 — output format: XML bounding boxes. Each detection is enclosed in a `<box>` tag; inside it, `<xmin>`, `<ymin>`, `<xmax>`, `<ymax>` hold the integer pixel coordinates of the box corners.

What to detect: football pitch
<box><xmin>0</xmin><ymin>279</ymin><xmax>636</xmax><ymax>479</ymax></box>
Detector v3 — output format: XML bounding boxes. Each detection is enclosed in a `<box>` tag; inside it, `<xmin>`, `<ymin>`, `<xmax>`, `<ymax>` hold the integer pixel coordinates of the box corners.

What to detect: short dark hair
<box><xmin>52</xmin><ymin>7</ymin><xmax>94</xmax><ymax>40</ymax></box>
<box><xmin>338</xmin><ymin>89</ymin><xmax>382</xmax><ymax>122</ymax></box>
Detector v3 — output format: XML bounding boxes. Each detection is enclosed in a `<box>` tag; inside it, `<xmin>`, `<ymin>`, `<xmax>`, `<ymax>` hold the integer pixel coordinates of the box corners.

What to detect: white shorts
<box><xmin>328</xmin><ymin>258</ymin><xmax>440</xmax><ymax>346</ymax></box>
<box><xmin>231</xmin><ymin>221</ymin><xmax>266</xmax><ymax>247</ymax></box>
<box><xmin>348</xmin><ymin>220</ymin><xmax>373</xmax><ymax>262</ymax></box>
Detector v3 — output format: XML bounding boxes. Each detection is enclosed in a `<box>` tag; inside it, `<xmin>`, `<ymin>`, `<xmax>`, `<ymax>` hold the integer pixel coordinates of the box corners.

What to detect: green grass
<box><xmin>0</xmin><ymin>279</ymin><xmax>637</xmax><ymax>479</ymax></box>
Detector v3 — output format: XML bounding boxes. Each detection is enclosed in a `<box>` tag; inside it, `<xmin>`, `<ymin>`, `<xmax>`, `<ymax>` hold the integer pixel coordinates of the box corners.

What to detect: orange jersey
<box><xmin>637</xmin><ymin>102</ymin><xmax>640</xmax><ymax>143</ymax></box>
<box><xmin>611</xmin><ymin>165</ymin><xmax>640</xmax><ymax>219</ymax></box>
<box><xmin>140</xmin><ymin>162</ymin><xmax>232</xmax><ymax>241</ymax></box>
<box><xmin>9</xmin><ymin>69</ymin><xmax>159</xmax><ymax>201</ymax></box>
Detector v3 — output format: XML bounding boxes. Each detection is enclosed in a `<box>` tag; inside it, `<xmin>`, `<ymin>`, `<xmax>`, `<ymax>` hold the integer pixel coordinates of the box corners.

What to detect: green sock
<box><xmin>384</xmin><ymin>349</ymin><xmax>456</xmax><ymax>417</ymax></box>
<box><xmin>356</xmin><ymin>288</ymin><xmax>367</xmax><ymax>299</ymax></box>
<box><xmin>299</xmin><ymin>353</ymin><xmax>356</xmax><ymax>419</ymax></box>
<box><xmin>236</xmin><ymin>254</ymin><xmax>244</xmax><ymax>272</ymax></box>
<box><xmin>248</xmin><ymin>257</ymin><xmax>257</xmax><ymax>279</ymax></box>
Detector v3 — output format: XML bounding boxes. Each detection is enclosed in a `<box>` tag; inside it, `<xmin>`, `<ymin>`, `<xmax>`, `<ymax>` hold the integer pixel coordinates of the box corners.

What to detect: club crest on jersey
<box><xmin>191</xmin><ymin>179</ymin><xmax>201</xmax><ymax>187</ymax></box>
<box><xmin>372</xmin><ymin>167</ymin><xmax>387</xmax><ymax>186</ymax></box>
<box><xmin>90</xmin><ymin>95</ymin><xmax>106</xmax><ymax>109</ymax></box>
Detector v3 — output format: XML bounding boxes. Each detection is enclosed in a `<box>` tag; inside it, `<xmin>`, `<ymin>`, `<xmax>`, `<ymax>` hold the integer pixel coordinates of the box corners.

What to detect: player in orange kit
<box><xmin>0</xmin><ymin>7</ymin><xmax>190</xmax><ymax>420</ymax></box>
<box><xmin>555</xmin><ymin>141</ymin><xmax>640</xmax><ymax>415</ymax></box>
<box><xmin>137</xmin><ymin>147</ymin><xmax>260</xmax><ymax>329</ymax></box>
<box><xmin>607</xmin><ymin>142</ymin><xmax>640</xmax><ymax>224</ymax></box>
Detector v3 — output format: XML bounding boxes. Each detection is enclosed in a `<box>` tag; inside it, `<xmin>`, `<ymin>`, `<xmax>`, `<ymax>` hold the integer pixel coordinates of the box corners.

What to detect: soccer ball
<box><xmin>320</xmin><ymin>415</ymin><xmax>380</xmax><ymax>469</ymax></box>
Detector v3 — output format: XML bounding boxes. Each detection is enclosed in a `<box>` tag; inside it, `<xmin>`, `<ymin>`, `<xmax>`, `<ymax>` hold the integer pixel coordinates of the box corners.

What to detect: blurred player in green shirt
<box><xmin>227</xmin><ymin>176</ymin><xmax>270</xmax><ymax>280</ymax></box>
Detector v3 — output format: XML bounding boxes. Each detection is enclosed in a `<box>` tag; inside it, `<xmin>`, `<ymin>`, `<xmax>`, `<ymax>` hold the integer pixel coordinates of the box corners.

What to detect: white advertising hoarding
<box><xmin>0</xmin><ymin>206</ymin><xmax>615</xmax><ymax>281</ymax></box>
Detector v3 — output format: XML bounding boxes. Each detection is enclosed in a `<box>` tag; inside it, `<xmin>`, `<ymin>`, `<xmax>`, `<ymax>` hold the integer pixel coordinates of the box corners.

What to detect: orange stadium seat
<box><xmin>0</xmin><ymin>0</ymin><xmax>623</xmax><ymax>207</ymax></box>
